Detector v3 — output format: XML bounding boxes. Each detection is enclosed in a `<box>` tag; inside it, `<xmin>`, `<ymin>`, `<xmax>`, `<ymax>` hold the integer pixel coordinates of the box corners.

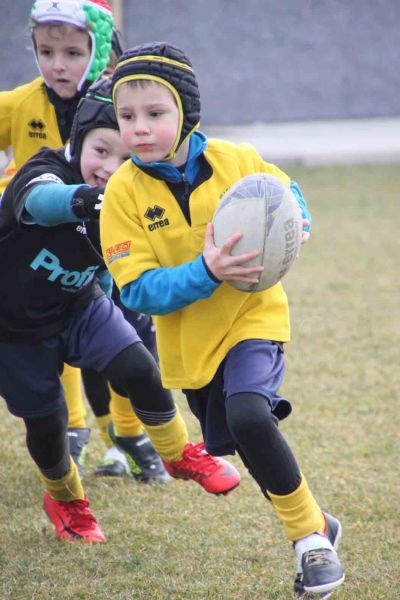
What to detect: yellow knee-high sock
<box><xmin>39</xmin><ymin>459</ymin><xmax>85</xmax><ymax>501</ymax></box>
<box><xmin>109</xmin><ymin>389</ymin><xmax>144</xmax><ymax>437</ymax></box>
<box><xmin>62</xmin><ymin>364</ymin><xmax>86</xmax><ymax>428</ymax></box>
<box><xmin>142</xmin><ymin>409</ymin><xmax>189</xmax><ymax>463</ymax></box>
<box><xmin>96</xmin><ymin>414</ymin><xmax>113</xmax><ymax>448</ymax></box>
<box><xmin>268</xmin><ymin>475</ymin><xmax>325</xmax><ymax>542</ymax></box>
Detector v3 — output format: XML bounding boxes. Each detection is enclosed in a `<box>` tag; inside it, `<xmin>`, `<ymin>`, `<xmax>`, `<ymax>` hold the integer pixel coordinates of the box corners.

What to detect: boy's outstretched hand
<box><xmin>203</xmin><ymin>223</ymin><xmax>264</xmax><ymax>284</ymax></box>
<box><xmin>71</xmin><ymin>186</ymin><xmax>105</xmax><ymax>220</ymax></box>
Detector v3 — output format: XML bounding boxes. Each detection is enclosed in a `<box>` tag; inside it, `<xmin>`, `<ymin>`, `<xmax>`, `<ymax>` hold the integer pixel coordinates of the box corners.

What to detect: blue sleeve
<box><xmin>24</xmin><ymin>183</ymin><xmax>88</xmax><ymax>226</ymax></box>
<box><xmin>120</xmin><ymin>254</ymin><xmax>220</xmax><ymax>315</ymax></box>
<box><xmin>97</xmin><ymin>269</ymin><xmax>113</xmax><ymax>297</ymax></box>
<box><xmin>290</xmin><ymin>180</ymin><xmax>312</xmax><ymax>232</ymax></box>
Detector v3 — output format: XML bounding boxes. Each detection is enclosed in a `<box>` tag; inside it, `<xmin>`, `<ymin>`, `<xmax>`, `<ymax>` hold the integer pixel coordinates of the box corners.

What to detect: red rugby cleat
<box><xmin>43</xmin><ymin>492</ymin><xmax>105</xmax><ymax>543</ymax></box>
<box><xmin>163</xmin><ymin>442</ymin><xmax>240</xmax><ymax>495</ymax></box>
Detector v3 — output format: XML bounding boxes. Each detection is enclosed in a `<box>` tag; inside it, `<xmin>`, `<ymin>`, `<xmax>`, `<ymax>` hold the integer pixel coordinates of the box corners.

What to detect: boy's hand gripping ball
<box><xmin>212</xmin><ymin>174</ymin><xmax>302</xmax><ymax>292</ymax></box>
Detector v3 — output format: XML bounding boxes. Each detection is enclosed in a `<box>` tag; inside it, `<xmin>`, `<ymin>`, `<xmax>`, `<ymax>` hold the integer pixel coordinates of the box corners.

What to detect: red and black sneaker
<box><xmin>163</xmin><ymin>442</ymin><xmax>240</xmax><ymax>495</ymax></box>
<box><xmin>43</xmin><ymin>492</ymin><xmax>106</xmax><ymax>543</ymax></box>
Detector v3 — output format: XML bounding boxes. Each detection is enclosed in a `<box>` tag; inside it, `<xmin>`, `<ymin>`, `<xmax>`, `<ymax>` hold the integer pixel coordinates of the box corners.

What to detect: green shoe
<box><xmin>94</xmin><ymin>446</ymin><xmax>130</xmax><ymax>477</ymax></box>
<box><xmin>108</xmin><ymin>423</ymin><xmax>171</xmax><ymax>483</ymax></box>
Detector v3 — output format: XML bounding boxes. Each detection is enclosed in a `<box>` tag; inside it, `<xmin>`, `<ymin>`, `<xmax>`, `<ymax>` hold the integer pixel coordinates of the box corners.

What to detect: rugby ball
<box><xmin>212</xmin><ymin>173</ymin><xmax>302</xmax><ymax>292</ymax></box>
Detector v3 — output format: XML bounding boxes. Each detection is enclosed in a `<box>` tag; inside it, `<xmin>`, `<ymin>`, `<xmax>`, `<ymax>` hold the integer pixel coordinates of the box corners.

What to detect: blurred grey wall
<box><xmin>0</xmin><ymin>0</ymin><xmax>398</xmax><ymax>125</ymax></box>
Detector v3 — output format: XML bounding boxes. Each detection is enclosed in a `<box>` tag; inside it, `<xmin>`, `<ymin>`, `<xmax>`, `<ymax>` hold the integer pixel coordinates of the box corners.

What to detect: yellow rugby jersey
<box><xmin>0</xmin><ymin>78</ymin><xmax>62</xmax><ymax>172</ymax></box>
<box><xmin>101</xmin><ymin>139</ymin><xmax>292</xmax><ymax>389</ymax></box>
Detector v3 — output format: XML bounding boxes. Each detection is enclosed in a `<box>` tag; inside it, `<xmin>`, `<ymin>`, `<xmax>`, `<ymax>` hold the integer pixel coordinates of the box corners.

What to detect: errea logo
<box><xmin>28</xmin><ymin>119</ymin><xmax>47</xmax><ymax>139</ymax></box>
<box><xmin>145</xmin><ymin>205</ymin><xmax>164</xmax><ymax>221</ymax></box>
<box><xmin>144</xmin><ymin>205</ymin><xmax>170</xmax><ymax>232</ymax></box>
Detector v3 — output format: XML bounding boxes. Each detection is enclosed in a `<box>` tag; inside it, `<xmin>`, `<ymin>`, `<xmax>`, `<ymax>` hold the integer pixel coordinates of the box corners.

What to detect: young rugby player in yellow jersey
<box><xmin>0</xmin><ymin>25</ymin><xmax>123</xmax><ymax>195</ymax></box>
<box><xmin>100</xmin><ymin>42</ymin><xmax>345</xmax><ymax>598</ymax></box>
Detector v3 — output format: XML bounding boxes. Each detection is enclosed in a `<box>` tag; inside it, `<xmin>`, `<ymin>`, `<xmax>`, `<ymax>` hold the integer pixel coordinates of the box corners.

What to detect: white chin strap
<box><xmin>64</xmin><ymin>143</ymin><xmax>72</xmax><ymax>162</ymax></box>
<box><xmin>31</xmin><ymin>45</ymin><xmax>50</xmax><ymax>88</ymax></box>
<box><xmin>76</xmin><ymin>31</ymin><xmax>96</xmax><ymax>91</ymax></box>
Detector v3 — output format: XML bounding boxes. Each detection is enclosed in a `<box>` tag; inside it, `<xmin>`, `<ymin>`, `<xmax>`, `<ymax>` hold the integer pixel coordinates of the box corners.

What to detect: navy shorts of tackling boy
<box><xmin>0</xmin><ymin>295</ymin><xmax>139</xmax><ymax>418</ymax></box>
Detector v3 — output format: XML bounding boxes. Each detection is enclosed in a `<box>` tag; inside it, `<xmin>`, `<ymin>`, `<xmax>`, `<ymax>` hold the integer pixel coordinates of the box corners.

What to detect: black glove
<box><xmin>71</xmin><ymin>186</ymin><xmax>105</xmax><ymax>220</ymax></box>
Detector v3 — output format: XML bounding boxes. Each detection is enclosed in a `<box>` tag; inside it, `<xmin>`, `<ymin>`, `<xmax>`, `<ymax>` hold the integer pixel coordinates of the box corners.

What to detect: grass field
<box><xmin>0</xmin><ymin>164</ymin><xmax>399</xmax><ymax>599</ymax></box>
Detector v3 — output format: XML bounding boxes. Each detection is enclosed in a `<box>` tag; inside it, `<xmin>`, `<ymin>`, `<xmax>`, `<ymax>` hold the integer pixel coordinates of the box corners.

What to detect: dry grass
<box><xmin>0</xmin><ymin>165</ymin><xmax>399</xmax><ymax>599</ymax></box>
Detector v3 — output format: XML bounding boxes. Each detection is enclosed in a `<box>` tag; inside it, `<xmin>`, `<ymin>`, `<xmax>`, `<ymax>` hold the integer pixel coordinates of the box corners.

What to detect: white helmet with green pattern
<box><xmin>31</xmin><ymin>0</ymin><xmax>114</xmax><ymax>91</ymax></box>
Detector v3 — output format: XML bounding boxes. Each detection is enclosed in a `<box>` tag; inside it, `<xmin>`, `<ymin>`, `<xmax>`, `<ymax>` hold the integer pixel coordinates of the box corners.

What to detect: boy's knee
<box><xmin>226</xmin><ymin>392</ymin><xmax>277</xmax><ymax>443</ymax></box>
<box><xmin>25</xmin><ymin>404</ymin><xmax>68</xmax><ymax>440</ymax></box>
<box><xmin>104</xmin><ymin>342</ymin><xmax>160</xmax><ymax>392</ymax></box>
<box><xmin>24</xmin><ymin>404</ymin><xmax>69</xmax><ymax>467</ymax></box>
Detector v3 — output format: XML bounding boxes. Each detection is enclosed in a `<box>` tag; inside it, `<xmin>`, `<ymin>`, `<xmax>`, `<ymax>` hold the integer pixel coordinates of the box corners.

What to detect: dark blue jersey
<box><xmin>0</xmin><ymin>147</ymin><xmax>104</xmax><ymax>341</ymax></box>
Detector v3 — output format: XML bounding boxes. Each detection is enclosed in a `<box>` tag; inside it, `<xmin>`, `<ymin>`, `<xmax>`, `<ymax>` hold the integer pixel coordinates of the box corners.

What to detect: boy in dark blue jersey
<box><xmin>0</xmin><ymin>77</ymin><xmax>240</xmax><ymax>543</ymax></box>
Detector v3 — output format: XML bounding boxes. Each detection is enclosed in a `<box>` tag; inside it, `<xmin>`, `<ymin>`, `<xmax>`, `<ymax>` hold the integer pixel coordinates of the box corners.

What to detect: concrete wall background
<box><xmin>0</xmin><ymin>0</ymin><xmax>398</xmax><ymax>125</ymax></box>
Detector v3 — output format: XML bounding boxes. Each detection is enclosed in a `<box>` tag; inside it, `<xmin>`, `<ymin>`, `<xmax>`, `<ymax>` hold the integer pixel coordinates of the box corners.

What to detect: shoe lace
<box><xmin>304</xmin><ymin>549</ymin><xmax>331</xmax><ymax>567</ymax></box>
<box><xmin>62</xmin><ymin>498</ymin><xmax>97</xmax><ymax>526</ymax></box>
<box><xmin>181</xmin><ymin>442</ymin><xmax>221</xmax><ymax>477</ymax></box>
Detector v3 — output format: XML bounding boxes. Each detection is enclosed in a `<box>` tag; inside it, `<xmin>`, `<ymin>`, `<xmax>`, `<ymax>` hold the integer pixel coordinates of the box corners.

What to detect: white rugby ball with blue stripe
<box><xmin>212</xmin><ymin>173</ymin><xmax>302</xmax><ymax>292</ymax></box>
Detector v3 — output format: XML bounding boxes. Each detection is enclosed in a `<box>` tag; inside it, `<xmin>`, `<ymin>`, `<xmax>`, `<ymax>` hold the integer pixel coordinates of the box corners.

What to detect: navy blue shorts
<box><xmin>0</xmin><ymin>295</ymin><xmax>140</xmax><ymax>419</ymax></box>
<box><xmin>183</xmin><ymin>339</ymin><xmax>292</xmax><ymax>456</ymax></box>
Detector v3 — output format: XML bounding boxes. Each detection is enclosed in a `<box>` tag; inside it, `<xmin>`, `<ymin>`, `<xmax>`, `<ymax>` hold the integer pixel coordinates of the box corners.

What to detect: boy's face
<box><xmin>115</xmin><ymin>81</ymin><xmax>179</xmax><ymax>163</ymax></box>
<box><xmin>34</xmin><ymin>24</ymin><xmax>91</xmax><ymax>99</ymax></box>
<box><xmin>80</xmin><ymin>128</ymin><xmax>130</xmax><ymax>187</ymax></box>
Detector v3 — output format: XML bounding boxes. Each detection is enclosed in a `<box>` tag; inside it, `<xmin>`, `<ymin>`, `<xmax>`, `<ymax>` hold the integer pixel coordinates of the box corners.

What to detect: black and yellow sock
<box><xmin>268</xmin><ymin>474</ymin><xmax>325</xmax><ymax>541</ymax></box>
<box><xmin>140</xmin><ymin>409</ymin><xmax>189</xmax><ymax>463</ymax></box>
<box><xmin>109</xmin><ymin>389</ymin><xmax>144</xmax><ymax>438</ymax></box>
<box><xmin>39</xmin><ymin>458</ymin><xmax>85</xmax><ymax>502</ymax></box>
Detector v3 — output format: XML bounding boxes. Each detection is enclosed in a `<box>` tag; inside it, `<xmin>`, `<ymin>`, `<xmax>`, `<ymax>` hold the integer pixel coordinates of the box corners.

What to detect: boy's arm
<box><xmin>24</xmin><ymin>181</ymin><xmax>104</xmax><ymax>226</ymax></box>
<box><xmin>120</xmin><ymin>255</ymin><xmax>220</xmax><ymax>316</ymax></box>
